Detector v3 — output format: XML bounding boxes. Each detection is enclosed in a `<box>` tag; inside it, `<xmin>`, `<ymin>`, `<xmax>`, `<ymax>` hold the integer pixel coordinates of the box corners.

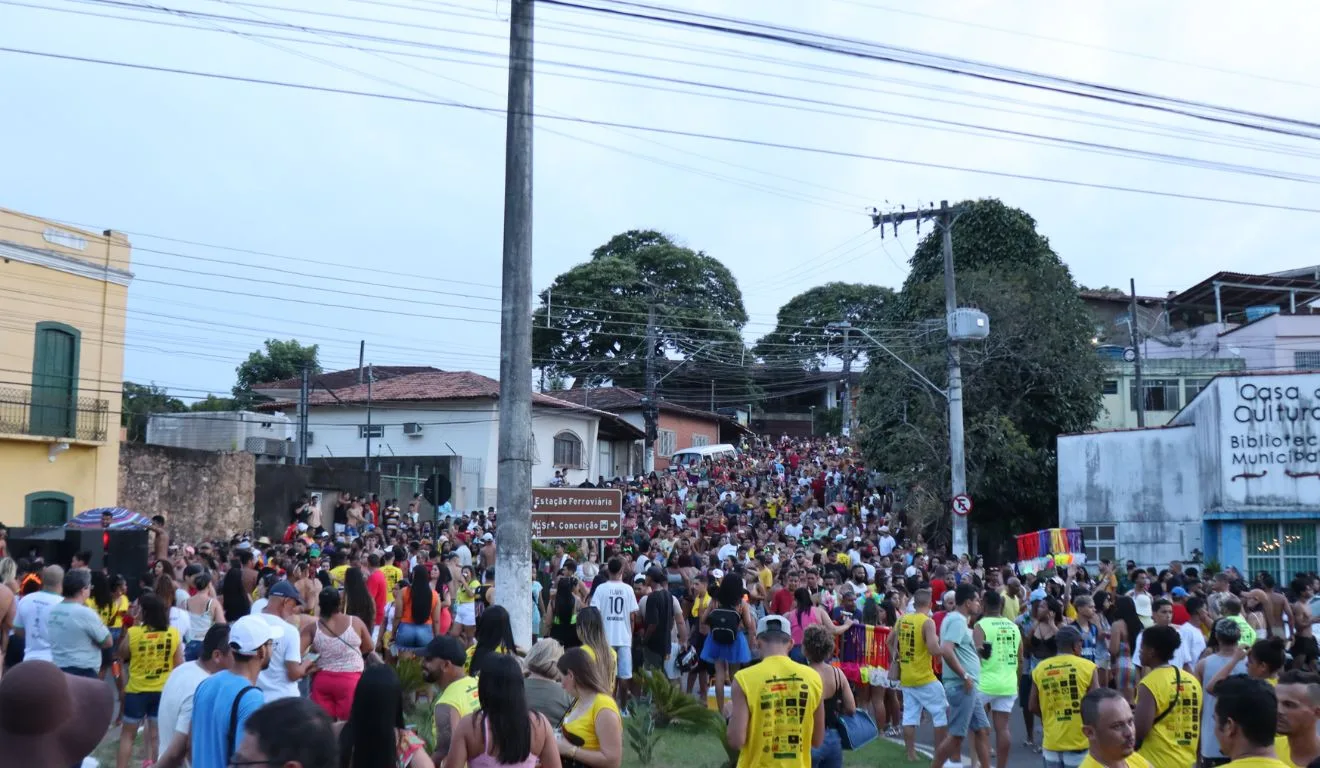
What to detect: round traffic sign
<box><xmin>952</xmin><ymin>493</ymin><xmax>973</xmax><ymax>517</ymax></box>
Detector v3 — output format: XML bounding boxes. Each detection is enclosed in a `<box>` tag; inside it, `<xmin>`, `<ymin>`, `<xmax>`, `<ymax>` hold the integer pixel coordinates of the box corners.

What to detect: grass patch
<box><xmin>624</xmin><ymin>720</ymin><xmax>915</xmax><ymax>768</ymax></box>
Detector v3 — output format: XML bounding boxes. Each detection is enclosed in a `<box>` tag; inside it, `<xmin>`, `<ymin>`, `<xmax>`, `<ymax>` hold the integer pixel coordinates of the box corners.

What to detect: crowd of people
<box><xmin>0</xmin><ymin>435</ymin><xmax>1318</xmax><ymax>768</ymax></box>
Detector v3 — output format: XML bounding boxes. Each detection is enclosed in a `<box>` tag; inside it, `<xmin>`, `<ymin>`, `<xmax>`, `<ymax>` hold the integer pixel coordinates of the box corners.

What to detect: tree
<box><xmin>532</xmin><ymin>230</ymin><xmax>752</xmax><ymax>402</ymax></box>
<box><xmin>190</xmin><ymin>394</ymin><xmax>237</xmax><ymax>412</ymax></box>
<box><xmin>858</xmin><ymin>199</ymin><xmax>1105</xmax><ymax>553</ymax></box>
<box><xmin>232</xmin><ymin>339</ymin><xmax>321</xmax><ymax>408</ymax></box>
<box><xmin>121</xmin><ymin>382</ymin><xmax>186</xmax><ymax>442</ymax></box>
<box><xmin>753</xmin><ymin>282</ymin><xmax>893</xmax><ymax>371</ymax></box>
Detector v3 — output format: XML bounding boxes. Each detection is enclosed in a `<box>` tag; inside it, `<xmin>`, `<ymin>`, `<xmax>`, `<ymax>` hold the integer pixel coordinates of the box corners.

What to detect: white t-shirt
<box><xmin>1134</xmin><ymin>622</ymin><xmax>1207</xmax><ymax>672</ymax></box>
<box><xmin>13</xmin><ymin>591</ymin><xmax>62</xmax><ymax>662</ymax></box>
<box><xmin>878</xmin><ymin>535</ymin><xmax>897</xmax><ymax>556</ymax></box>
<box><xmin>255</xmin><ymin>612</ymin><xmax>302</xmax><ymax>700</ymax></box>
<box><xmin>717</xmin><ymin>544</ymin><xmax>738</xmax><ymax>563</ymax></box>
<box><xmin>591</xmin><ymin>580</ymin><xmax>638</xmax><ymax>647</ymax></box>
<box><xmin>784</xmin><ymin>523</ymin><xmax>803</xmax><ymax>538</ymax></box>
<box><xmin>157</xmin><ymin>661</ymin><xmax>212</xmax><ymax>758</ymax></box>
<box><xmin>456</xmin><ymin>545</ymin><xmax>473</xmax><ymax>568</ymax></box>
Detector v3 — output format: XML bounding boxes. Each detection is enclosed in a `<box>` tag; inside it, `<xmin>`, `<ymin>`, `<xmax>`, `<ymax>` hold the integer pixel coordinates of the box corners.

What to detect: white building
<box><xmin>257</xmin><ymin>369</ymin><xmax>642</xmax><ymax>511</ymax></box>
<box><xmin>1059</xmin><ymin>370</ymin><xmax>1320</xmax><ymax>579</ymax></box>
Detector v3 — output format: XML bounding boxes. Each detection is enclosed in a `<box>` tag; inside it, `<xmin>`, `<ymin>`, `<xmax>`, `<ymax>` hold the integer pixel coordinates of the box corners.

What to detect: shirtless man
<box><xmin>1246</xmin><ymin>572</ymin><xmax>1295</xmax><ymax>642</ymax></box>
<box><xmin>149</xmin><ymin>514</ymin><xmax>171</xmax><ymax>563</ymax></box>
<box><xmin>293</xmin><ymin>561</ymin><xmax>321</xmax><ymax>616</ymax></box>
<box><xmin>1293</xmin><ymin>577</ymin><xmax>1318</xmax><ymax>672</ymax></box>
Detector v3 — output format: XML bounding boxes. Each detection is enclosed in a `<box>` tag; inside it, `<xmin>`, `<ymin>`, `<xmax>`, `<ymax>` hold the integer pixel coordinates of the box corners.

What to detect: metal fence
<box><xmin>0</xmin><ymin>385</ymin><xmax>110</xmax><ymax>441</ymax></box>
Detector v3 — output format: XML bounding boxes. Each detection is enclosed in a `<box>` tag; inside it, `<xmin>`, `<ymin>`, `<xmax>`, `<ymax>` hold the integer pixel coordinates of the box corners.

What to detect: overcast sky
<box><xmin>4</xmin><ymin>0</ymin><xmax>1320</xmax><ymax>402</ymax></box>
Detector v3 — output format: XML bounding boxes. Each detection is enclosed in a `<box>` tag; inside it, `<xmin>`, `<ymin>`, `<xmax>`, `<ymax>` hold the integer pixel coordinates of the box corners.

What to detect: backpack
<box><xmin>708</xmin><ymin>607</ymin><xmax>741</xmax><ymax>645</ymax></box>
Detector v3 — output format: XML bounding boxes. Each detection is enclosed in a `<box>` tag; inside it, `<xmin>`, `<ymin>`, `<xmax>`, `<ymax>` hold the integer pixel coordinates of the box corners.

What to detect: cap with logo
<box><xmin>268</xmin><ymin>581</ymin><xmax>304</xmax><ymax>605</ymax></box>
<box><xmin>756</xmin><ymin>614</ymin><xmax>792</xmax><ymax>639</ymax></box>
<box><xmin>422</xmin><ymin>635</ymin><xmax>467</xmax><ymax>665</ymax></box>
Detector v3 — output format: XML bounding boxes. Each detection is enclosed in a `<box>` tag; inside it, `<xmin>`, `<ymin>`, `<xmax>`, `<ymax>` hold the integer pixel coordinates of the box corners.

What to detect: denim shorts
<box><xmin>1042</xmin><ymin>748</ymin><xmax>1087</xmax><ymax>768</ymax></box>
<box><xmin>810</xmin><ymin>727</ymin><xmax>842</xmax><ymax>768</ymax></box>
<box><xmin>944</xmin><ymin>680</ymin><xmax>990</xmax><ymax>737</ymax></box>
<box><xmin>123</xmin><ymin>691</ymin><xmax>162</xmax><ymax>723</ymax></box>
<box><xmin>395</xmin><ymin>622</ymin><xmax>434</xmax><ymax>653</ymax></box>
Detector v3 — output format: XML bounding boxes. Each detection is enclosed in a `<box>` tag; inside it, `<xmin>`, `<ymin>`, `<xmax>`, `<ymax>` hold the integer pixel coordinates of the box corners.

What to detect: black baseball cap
<box><xmin>422</xmin><ymin>635</ymin><xmax>466</xmax><ymax>664</ymax></box>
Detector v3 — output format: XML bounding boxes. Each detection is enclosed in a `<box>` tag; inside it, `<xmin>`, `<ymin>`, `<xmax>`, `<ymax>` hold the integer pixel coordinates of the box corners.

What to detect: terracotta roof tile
<box><xmin>254</xmin><ymin>366</ymin><xmax>443</xmax><ymax>392</ymax></box>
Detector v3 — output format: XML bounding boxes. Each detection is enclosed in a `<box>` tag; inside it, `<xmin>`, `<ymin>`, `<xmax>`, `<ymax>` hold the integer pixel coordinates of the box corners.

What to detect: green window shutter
<box><xmin>24</xmin><ymin>491</ymin><xmax>73</xmax><ymax>526</ymax></box>
<box><xmin>30</xmin><ymin>322</ymin><xmax>80</xmax><ymax>438</ymax></box>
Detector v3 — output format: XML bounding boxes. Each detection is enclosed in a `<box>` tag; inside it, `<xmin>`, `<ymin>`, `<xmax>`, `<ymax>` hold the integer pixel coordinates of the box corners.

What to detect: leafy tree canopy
<box><xmin>121</xmin><ymin>381</ymin><xmax>185</xmax><ymax>442</ymax></box>
<box><xmin>189</xmin><ymin>394</ymin><xmax>238</xmax><ymax>412</ymax></box>
<box><xmin>754</xmin><ymin>282</ymin><xmax>893</xmax><ymax>371</ymax></box>
<box><xmin>533</xmin><ymin>230</ymin><xmax>750</xmax><ymax>396</ymax></box>
<box><xmin>233</xmin><ymin>339</ymin><xmax>321</xmax><ymax>408</ymax></box>
<box><xmin>859</xmin><ymin>199</ymin><xmax>1104</xmax><ymax>552</ymax></box>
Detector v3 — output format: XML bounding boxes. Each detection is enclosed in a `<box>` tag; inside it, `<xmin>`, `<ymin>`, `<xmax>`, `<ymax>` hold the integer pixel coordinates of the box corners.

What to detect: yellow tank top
<box><xmin>381</xmin><ymin>565</ymin><xmax>403</xmax><ymax>595</ymax></box>
<box><xmin>732</xmin><ymin>655</ymin><xmax>822</xmax><ymax>768</ymax></box>
<box><xmin>95</xmin><ymin>595</ymin><xmax>129</xmax><ymax>629</ymax></box>
<box><xmin>896</xmin><ymin>612</ymin><xmax>936</xmax><ymax>687</ymax></box>
<box><xmin>124</xmin><ymin>626</ymin><xmax>180</xmax><ymax>694</ymax></box>
<box><xmin>434</xmin><ymin>676</ymin><xmax>481</xmax><ymax>745</ymax></box>
<box><xmin>1136</xmin><ymin>665</ymin><xmax>1202</xmax><ymax>768</ymax></box>
<box><xmin>691</xmin><ymin>593</ymin><xmax>711</xmax><ymax>618</ymax></box>
<box><xmin>563</xmin><ymin>693</ymin><xmax>621</xmax><ymax>753</ymax></box>
<box><xmin>1031</xmin><ymin>654</ymin><xmax>1095</xmax><ymax>751</ymax></box>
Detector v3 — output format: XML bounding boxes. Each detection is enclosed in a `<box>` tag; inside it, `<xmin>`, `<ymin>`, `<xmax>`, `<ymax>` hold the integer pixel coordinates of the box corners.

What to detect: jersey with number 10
<box><xmin>591</xmin><ymin>581</ymin><xmax>638</xmax><ymax>646</ymax></box>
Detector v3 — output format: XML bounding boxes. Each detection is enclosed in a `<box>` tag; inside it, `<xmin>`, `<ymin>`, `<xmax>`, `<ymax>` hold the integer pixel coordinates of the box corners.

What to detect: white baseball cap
<box><xmin>228</xmin><ymin>615</ymin><xmax>274</xmax><ymax>654</ymax></box>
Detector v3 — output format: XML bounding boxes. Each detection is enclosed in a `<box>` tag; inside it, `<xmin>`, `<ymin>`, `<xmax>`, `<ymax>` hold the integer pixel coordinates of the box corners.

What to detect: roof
<box><xmin>254</xmin><ymin>370</ymin><xmax>644</xmax><ymax>438</ymax></box>
<box><xmin>1078</xmin><ymin>289</ymin><xmax>1164</xmax><ymax>305</ymax></box>
<box><xmin>253</xmin><ymin>366</ymin><xmax>444</xmax><ymax>393</ymax></box>
<box><xmin>1169</xmin><ymin>271</ymin><xmax>1320</xmax><ymax>315</ymax></box>
<box><xmin>551</xmin><ymin>386</ymin><xmax>723</xmax><ymax>421</ymax></box>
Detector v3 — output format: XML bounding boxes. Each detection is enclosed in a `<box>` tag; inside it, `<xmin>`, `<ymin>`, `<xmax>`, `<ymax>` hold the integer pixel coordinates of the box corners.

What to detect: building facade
<box><xmin>1060</xmin><ymin>371</ymin><xmax>1320</xmax><ymax>580</ymax></box>
<box><xmin>547</xmin><ymin>386</ymin><xmax>735</xmax><ymax>470</ymax></box>
<box><xmin>0</xmin><ymin>209</ymin><xmax>132</xmax><ymax>525</ymax></box>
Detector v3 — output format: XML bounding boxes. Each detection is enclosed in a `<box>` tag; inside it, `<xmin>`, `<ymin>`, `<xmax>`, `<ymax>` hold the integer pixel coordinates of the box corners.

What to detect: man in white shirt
<box><xmin>12</xmin><ymin>564</ymin><xmax>63</xmax><ymax>662</ymax></box>
<box><xmin>455</xmin><ymin>542</ymin><xmax>473</xmax><ymax>568</ymax></box>
<box><xmin>783</xmin><ymin>517</ymin><xmax>803</xmax><ymax>539</ymax></box>
<box><xmin>1133</xmin><ymin>597</ymin><xmax>1205</xmax><ymax>673</ymax></box>
<box><xmin>255</xmin><ymin>581</ymin><xmax>311</xmax><ymax>700</ymax></box>
<box><xmin>716</xmin><ymin>536</ymin><xmax>739</xmax><ymax>564</ymax></box>
<box><xmin>878</xmin><ymin>526</ymin><xmax>897</xmax><ymax>557</ymax></box>
<box><xmin>590</xmin><ymin>557</ymin><xmax>638</xmax><ymax>707</ymax></box>
<box><xmin>154</xmin><ymin>624</ymin><xmax>233</xmax><ymax>768</ymax></box>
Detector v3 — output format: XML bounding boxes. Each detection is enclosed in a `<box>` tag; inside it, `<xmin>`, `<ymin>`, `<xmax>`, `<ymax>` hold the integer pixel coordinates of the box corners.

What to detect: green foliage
<box><xmin>859</xmin><ymin>199</ymin><xmax>1105</xmax><ymax>547</ymax></box>
<box><xmin>532</xmin><ymin>230</ymin><xmax>753</xmax><ymax>403</ymax></box>
<box><xmin>814</xmin><ymin>407</ymin><xmax>842</xmax><ymax>437</ymax></box>
<box><xmin>634</xmin><ymin>669</ymin><xmax>736</xmax><ymax>768</ymax></box>
<box><xmin>232</xmin><ymin>339</ymin><xmax>321</xmax><ymax>408</ymax></box>
<box><xmin>121</xmin><ymin>381</ymin><xmax>186</xmax><ymax>441</ymax></box>
<box><xmin>188</xmin><ymin>394</ymin><xmax>237</xmax><ymax>412</ymax></box>
<box><xmin>625</xmin><ymin>704</ymin><xmax>662</xmax><ymax>767</ymax></box>
<box><xmin>407</xmin><ymin>700</ymin><xmax>437</xmax><ymax>755</ymax></box>
<box><xmin>753</xmin><ymin>282</ymin><xmax>893</xmax><ymax>371</ymax></box>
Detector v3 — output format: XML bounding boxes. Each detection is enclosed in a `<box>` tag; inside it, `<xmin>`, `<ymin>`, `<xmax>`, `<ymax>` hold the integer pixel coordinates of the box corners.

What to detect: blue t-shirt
<box><xmin>190</xmin><ymin>670</ymin><xmax>266</xmax><ymax>768</ymax></box>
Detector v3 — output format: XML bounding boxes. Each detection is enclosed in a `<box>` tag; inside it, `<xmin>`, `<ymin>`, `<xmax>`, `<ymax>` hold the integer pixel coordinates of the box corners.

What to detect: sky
<box><xmin>4</xmin><ymin>0</ymin><xmax>1320</xmax><ymax>404</ymax></box>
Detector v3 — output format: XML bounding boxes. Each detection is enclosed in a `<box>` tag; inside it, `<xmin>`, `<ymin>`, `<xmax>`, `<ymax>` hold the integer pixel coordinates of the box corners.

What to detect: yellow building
<box><xmin>0</xmin><ymin>208</ymin><xmax>132</xmax><ymax>526</ymax></box>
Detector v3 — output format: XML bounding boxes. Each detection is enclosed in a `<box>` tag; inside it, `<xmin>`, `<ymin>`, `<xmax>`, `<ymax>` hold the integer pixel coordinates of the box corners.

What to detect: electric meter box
<box><xmin>947</xmin><ymin>308</ymin><xmax>990</xmax><ymax>341</ymax></box>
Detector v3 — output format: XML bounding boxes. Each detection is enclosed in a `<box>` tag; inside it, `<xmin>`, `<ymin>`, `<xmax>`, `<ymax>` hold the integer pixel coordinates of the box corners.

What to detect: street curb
<box><xmin>885</xmin><ymin>735</ymin><xmax>935</xmax><ymax>759</ymax></box>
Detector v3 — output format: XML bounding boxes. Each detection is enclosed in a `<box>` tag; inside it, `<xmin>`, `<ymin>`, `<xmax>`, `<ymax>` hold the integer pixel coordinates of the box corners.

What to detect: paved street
<box><xmin>909</xmin><ymin>709</ymin><xmax>1042</xmax><ymax>768</ymax></box>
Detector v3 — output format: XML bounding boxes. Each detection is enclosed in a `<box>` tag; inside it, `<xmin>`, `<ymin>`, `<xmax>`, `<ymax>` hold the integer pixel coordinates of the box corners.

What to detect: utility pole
<box><xmin>1130</xmin><ymin>278</ymin><xmax>1146</xmax><ymax>428</ymax></box>
<box><xmin>828</xmin><ymin>321</ymin><xmax>853</xmax><ymax>436</ymax></box>
<box><xmin>493</xmin><ymin>0</ymin><xmax>535</xmax><ymax>649</ymax></box>
<box><xmin>297</xmin><ymin>363</ymin><xmax>310</xmax><ymax>465</ymax></box>
<box><xmin>643</xmin><ymin>302</ymin><xmax>658</xmax><ymax>472</ymax></box>
<box><xmin>363</xmin><ymin>363</ymin><xmax>374</xmax><ymax>472</ymax></box>
<box><xmin>358</xmin><ymin>340</ymin><xmax>365</xmax><ymax>384</ymax></box>
<box><xmin>710</xmin><ymin>380</ymin><xmax>715</xmax><ymax>412</ymax></box>
<box><xmin>870</xmin><ymin>200</ymin><xmax>972</xmax><ymax>559</ymax></box>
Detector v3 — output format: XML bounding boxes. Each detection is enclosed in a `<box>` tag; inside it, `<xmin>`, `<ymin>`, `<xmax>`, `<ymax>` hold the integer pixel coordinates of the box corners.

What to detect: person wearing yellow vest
<box><xmin>1275</xmin><ymin>670</ymin><xmax>1320</xmax><ymax>767</ymax></box>
<box><xmin>1212</xmin><ymin>675</ymin><xmax>1293</xmax><ymax>767</ymax></box>
<box><xmin>1134</xmin><ymin>624</ymin><xmax>1202</xmax><ymax>768</ymax></box>
<box><xmin>116</xmin><ymin>592</ymin><xmax>183</xmax><ymax>768</ymax></box>
<box><xmin>888</xmin><ymin>588</ymin><xmax>949</xmax><ymax>762</ymax></box>
<box><xmin>1077</xmin><ymin>688</ymin><xmax>1151</xmax><ymax>768</ymax></box>
<box><xmin>421</xmin><ymin>635</ymin><xmax>480</xmax><ymax>766</ymax></box>
<box><xmin>977</xmin><ymin>590</ymin><xmax>1023</xmax><ymax>768</ymax></box>
<box><xmin>727</xmin><ymin>614</ymin><xmax>823</xmax><ymax>768</ymax></box>
<box><xmin>1030</xmin><ymin>625</ymin><xmax>1098</xmax><ymax>768</ymax></box>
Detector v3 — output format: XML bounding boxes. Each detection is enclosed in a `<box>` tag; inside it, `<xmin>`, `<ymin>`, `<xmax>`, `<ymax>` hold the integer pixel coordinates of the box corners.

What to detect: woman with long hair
<box><xmin>787</xmin><ymin>586</ymin><xmax>853</xmax><ymax>664</ymax></box>
<box><xmin>115</xmin><ymin>591</ymin><xmax>182</xmax><ymax>768</ymax></box>
<box><xmin>556</xmin><ymin>648</ymin><xmax>622</xmax><ymax>768</ymax></box>
<box><xmin>1134</xmin><ymin>625</ymin><xmax>1201</xmax><ymax>768</ymax></box>
<box><xmin>90</xmin><ymin>572</ymin><xmax>128</xmax><ymax>718</ymax></box>
<box><xmin>1091</xmin><ymin>591</ymin><xmax>1113</xmax><ymax>688</ymax></box>
<box><xmin>155</xmin><ymin>573</ymin><xmax>191</xmax><ymax>641</ymax></box>
<box><xmin>1109</xmin><ymin>595</ymin><xmax>1143</xmax><ymax>705</ymax></box>
<box><xmin>545</xmin><ymin>577</ymin><xmax>583</xmax><ymax>649</ymax></box>
<box><xmin>700</xmin><ymin>571</ymin><xmax>755</xmax><ymax>716</ymax></box>
<box><xmin>803</xmin><ymin>624</ymin><xmax>855</xmax><ymax>768</ymax></box>
<box><xmin>307</xmin><ymin>586</ymin><xmax>374</xmax><ymax>720</ymax></box>
<box><xmin>395</xmin><ymin>565</ymin><xmax>445</xmax><ymax>654</ymax></box>
<box><xmin>183</xmin><ymin>571</ymin><xmax>224</xmax><ymax>661</ymax></box>
<box><xmin>336</xmin><ymin>664</ymin><xmax>433</xmax><ymax>768</ymax></box>
<box><xmin>445</xmin><ymin>654</ymin><xmax>560</xmax><ymax>768</ymax></box>
<box><xmin>573</xmin><ymin>607</ymin><xmax>615</xmax><ymax>695</ymax></box>
<box><xmin>220</xmin><ymin>566</ymin><xmax>251</xmax><ymax>623</ymax></box>
<box><xmin>523</xmin><ymin>639</ymin><xmax>573</xmax><ymax>724</ymax></box>
<box><xmin>344</xmin><ymin>565</ymin><xmax>376</xmax><ymax>635</ymax></box>
<box><xmin>467</xmin><ymin>605</ymin><xmax>517</xmax><ymax>676</ymax></box>
<box><xmin>454</xmin><ymin>565</ymin><xmax>480</xmax><ymax>644</ymax></box>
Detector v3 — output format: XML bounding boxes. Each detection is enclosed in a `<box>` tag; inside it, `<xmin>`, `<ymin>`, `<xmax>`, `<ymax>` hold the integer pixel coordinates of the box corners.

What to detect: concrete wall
<box><xmin>0</xmin><ymin>210</ymin><xmax>132</xmax><ymax>525</ymax></box>
<box><xmin>253</xmin><ymin>463</ymin><xmax>369</xmax><ymax>539</ymax></box>
<box><xmin>1058</xmin><ymin>426</ymin><xmax>1203</xmax><ymax>567</ymax></box>
<box><xmin>118</xmin><ymin>442</ymin><xmax>255</xmax><ymax>543</ymax></box>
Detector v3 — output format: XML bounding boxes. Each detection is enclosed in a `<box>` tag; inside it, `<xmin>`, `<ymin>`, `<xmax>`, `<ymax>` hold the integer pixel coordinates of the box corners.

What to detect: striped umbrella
<box><xmin>66</xmin><ymin>507</ymin><xmax>152</xmax><ymax>530</ymax></box>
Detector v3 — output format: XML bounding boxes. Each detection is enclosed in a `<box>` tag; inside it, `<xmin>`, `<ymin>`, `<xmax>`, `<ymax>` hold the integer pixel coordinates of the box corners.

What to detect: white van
<box><xmin>667</xmin><ymin>443</ymin><xmax>738</xmax><ymax>469</ymax></box>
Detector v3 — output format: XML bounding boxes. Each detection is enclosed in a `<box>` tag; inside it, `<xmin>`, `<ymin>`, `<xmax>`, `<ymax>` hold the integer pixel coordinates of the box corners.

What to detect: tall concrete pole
<box><xmin>942</xmin><ymin>200</ymin><xmax>969</xmax><ymax>559</ymax></box>
<box><xmin>297</xmin><ymin>363</ymin><xmax>309</xmax><ymax>465</ymax></box>
<box><xmin>840</xmin><ymin>323</ymin><xmax>852</xmax><ymax>436</ymax></box>
<box><xmin>494</xmin><ymin>0</ymin><xmax>535</xmax><ymax>649</ymax></box>
<box><xmin>643</xmin><ymin>302</ymin><xmax>658</xmax><ymax>473</ymax></box>
<box><xmin>1130</xmin><ymin>278</ymin><xmax>1146</xmax><ymax>428</ymax></box>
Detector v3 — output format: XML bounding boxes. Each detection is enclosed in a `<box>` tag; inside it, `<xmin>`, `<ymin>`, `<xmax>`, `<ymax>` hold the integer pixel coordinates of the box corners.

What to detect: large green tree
<box><xmin>858</xmin><ymin>199</ymin><xmax>1104</xmax><ymax>554</ymax></box>
<box><xmin>754</xmin><ymin>282</ymin><xmax>894</xmax><ymax>370</ymax></box>
<box><xmin>232</xmin><ymin>339</ymin><xmax>321</xmax><ymax>408</ymax></box>
<box><xmin>121</xmin><ymin>381</ymin><xmax>186</xmax><ymax>442</ymax></box>
<box><xmin>532</xmin><ymin>230</ymin><xmax>752</xmax><ymax>403</ymax></box>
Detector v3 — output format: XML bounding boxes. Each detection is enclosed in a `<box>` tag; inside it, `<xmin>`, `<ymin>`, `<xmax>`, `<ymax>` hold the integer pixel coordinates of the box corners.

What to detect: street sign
<box><xmin>952</xmin><ymin>493</ymin><xmax>973</xmax><ymax>517</ymax></box>
<box><xmin>531</xmin><ymin>488</ymin><xmax>622</xmax><ymax>540</ymax></box>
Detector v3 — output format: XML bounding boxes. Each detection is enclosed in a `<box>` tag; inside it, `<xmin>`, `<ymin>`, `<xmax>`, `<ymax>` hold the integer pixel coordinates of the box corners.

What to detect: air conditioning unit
<box><xmin>403</xmin><ymin>422</ymin><xmax>424</xmax><ymax>436</ymax></box>
<box><xmin>244</xmin><ymin>437</ymin><xmax>286</xmax><ymax>456</ymax></box>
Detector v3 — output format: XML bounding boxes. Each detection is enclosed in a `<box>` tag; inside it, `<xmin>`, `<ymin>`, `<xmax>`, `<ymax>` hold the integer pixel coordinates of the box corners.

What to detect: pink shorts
<box><xmin>311</xmin><ymin>670</ymin><xmax>361</xmax><ymax>720</ymax></box>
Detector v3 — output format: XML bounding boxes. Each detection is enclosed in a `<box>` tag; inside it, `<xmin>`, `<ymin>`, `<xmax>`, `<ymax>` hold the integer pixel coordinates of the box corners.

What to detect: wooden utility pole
<box><xmin>494</xmin><ymin>0</ymin><xmax>535</xmax><ymax>648</ymax></box>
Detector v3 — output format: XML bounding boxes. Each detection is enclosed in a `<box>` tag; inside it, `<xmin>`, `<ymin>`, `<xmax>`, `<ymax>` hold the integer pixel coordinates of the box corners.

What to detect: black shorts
<box><xmin>1293</xmin><ymin>635</ymin><xmax>1319</xmax><ymax>665</ymax></box>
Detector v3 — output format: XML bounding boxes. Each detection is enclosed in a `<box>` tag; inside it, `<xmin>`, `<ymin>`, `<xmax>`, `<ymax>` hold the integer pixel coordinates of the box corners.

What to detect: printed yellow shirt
<box><xmin>734</xmin><ymin>655</ymin><xmax>822</xmax><ymax>768</ymax></box>
<box><xmin>1031</xmin><ymin>654</ymin><xmax>1095</xmax><ymax>752</ymax></box>
<box><xmin>1136</xmin><ymin>665</ymin><xmax>1202</xmax><ymax>768</ymax></box>
<box><xmin>896</xmin><ymin>612</ymin><xmax>937</xmax><ymax>687</ymax></box>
